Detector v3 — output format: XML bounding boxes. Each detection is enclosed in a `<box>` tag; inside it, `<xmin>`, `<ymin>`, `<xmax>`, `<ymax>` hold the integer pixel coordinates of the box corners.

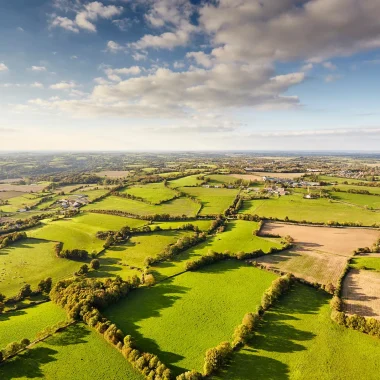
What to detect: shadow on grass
<box><xmin>46</xmin><ymin>324</ymin><xmax>90</xmax><ymax>347</ymax></box>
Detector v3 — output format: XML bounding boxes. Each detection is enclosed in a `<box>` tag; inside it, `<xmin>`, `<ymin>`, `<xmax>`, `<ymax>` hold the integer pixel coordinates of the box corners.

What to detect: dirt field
<box><xmin>342</xmin><ymin>269</ymin><xmax>380</xmax><ymax>320</ymax></box>
<box><xmin>0</xmin><ymin>190</ymin><xmax>24</xmax><ymax>200</ymax></box>
<box><xmin>230</xmin><ymin>172</ymin><xmax>306</xmax><ymax>181</ymax></box>
<box><xmin>96</xmin><ymin>171</ymin><xmax>130</xmax><ymax>178</ymax></box>
<box><xmin>0</xmin><ymin>183</ymin><xmax>46</xmax><ymax>192</ymax></box>
<box><xmin>256</xmin><ymin>223</ymin><xmax>379</xmax><ymax>286</ymax></box>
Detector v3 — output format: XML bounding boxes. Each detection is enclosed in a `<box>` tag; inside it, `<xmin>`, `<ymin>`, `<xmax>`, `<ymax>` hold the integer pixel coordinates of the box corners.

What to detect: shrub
<box><xmin>90</xmin><ymin>259</ymin><xmax>100</xmax><ymax>270</ymax></box>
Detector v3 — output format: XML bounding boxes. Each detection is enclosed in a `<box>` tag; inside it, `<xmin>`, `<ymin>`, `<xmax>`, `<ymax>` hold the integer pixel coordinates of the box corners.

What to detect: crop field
<box><xmin>104</xmin><ymin>261</ymin><xmax>277</xmax><ymax>375</ymax></box>
<box><xmin>239</xmin><ymin>193</ymin><xmax>380</xmax><ymax>225</ymax></box>
<box><xmin>0</xmin><ymin>239</ymin><xmax>81</xmax><ymax>296</ymax></box>
<box><xmin>0</xmin><ymin>191</ymin><xmax>24</xmax><ymax>200</ymax></box>
<box><xmin>0</xmin><ymin>323</ymin><xmax>143</xmax><ymax>380</ymax></box>
<box><xmin>331</xmin><ymin>191</ymin><xmax>380</xmax><ymax>209</ymax></box>
<box><xmin>121</xmin><ymin>182</ymin><xmax>178</xmax><ymax>204</ymax></box>
<box><xmin>0</xmin><ymin>302</ymin><xmax>67</xmax><ymax>347</ymax></box>
<box><xmin>85</xmin><ymin>195</ymin><xmax>200</xmax><ymax>217</ymax></box>
<box><xmin>214</xmin><ymin>283</ymin><xmax>380</xmax><ymax>380</ymax></box>
<box><xmin>168</xmin><ymin>175</ymin><xmax>204</xmax><ymax>188</ymax></box>
<box><xmin>178</xmin><ymin>187</ymin><xmax>239</xmax><ymax>215</ymax></box>
<box><xmin>342</xmin><ymin>269</ymin><xmax>380</xmax><ymax>320</ymax></box>
<box><xmin>96</xmin><ymin>170</ymin><xmax>130</xmax><ymax>178</ymax></box>
<box><xmin>0</xmin><ymin>182</ymin><xmax>49</xmax><ymax>192</ymax></box>
<box><xmin>350</xmin><ymin>256</ymin><xmax>380</xmax><ymax>271</ymax></box>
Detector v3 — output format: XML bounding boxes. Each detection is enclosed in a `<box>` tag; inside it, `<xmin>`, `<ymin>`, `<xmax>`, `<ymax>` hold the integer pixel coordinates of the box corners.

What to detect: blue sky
<box><xmin>0</xmin><ymin>0</ymin><xmax>380</xmax><ymax>151</ymax></box>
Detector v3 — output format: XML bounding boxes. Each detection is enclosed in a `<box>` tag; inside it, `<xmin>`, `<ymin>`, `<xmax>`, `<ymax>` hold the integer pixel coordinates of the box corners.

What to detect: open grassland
<box><xmin>331</xmin><ymin>191</ymin><xmax>380</xmax><ymax>209</ymax></box>
<box><xmin>121</xmin><ymin>182</ymin><xmax>178</xmax><ymax>204</ymax></box>
<box><xmin>0</xmin><ymin>302</ymin><xmax>67</xmax><ymax>347</ymax></box>
<box><xmin>158</xmin><ymin>171</ymin><xmax>182</xmax><ymax>178</ymax></box>
<box><xmin>342</xmin><ymin>269</ymin><xmax>380</xmax><ymax>320</ymax></box>
<box><xmin>0</xmin><ymin>195</ymin><xmax>42</xmax><ymax>213</ymax></box>
<box><xmin>178</xmin><ymin>187</ymin><xmax>239</xmax><ymax>215</ymax></box>
<box><xmin>239</xmin><ymin>193</ymin><xmax>380</xmax><ymax>225</ymax></box>
<box><xmin>330</xmin><ymin>183</ymin><xmax>380</xmax><ymax>195</ymax></box>
<box><xmin>256</xmin><ymin>223</ymin><xmax>379</xmax><ymax>286</ymax></box>
<box><xmin>85</xmin><ymin>195</ymin><xmax>200</xmax><ymax>217</ymax></box>
<box><xmin>151</xmin><ymin>219</ymin><xmax>212</xmax><ymax>231</ymax></box>
<box><xmin>230</xmin><ymin>172</ymin><xmax>305</xmax><ymax>181</ymax></box>
<box><xmin>96</xmin><ymin>170</ymin><xmax>130</xmax><ymax>178</ymax></box>
<box><xmin>75</xmin><ymin>188</ymin><xmax>109</xmax><ymax>201</ymax></box>
<box><xmin>151</xmin><ymin>220</ymin><xmax>282</xmax><ymax>280</ymax></box>
<box><xmin>205</xmin><ymin>174</ymin><xmax>239</xmax><ymax>185</ymax></box>
<box><xmin>168</xmin><ymin>175</ymin><xmax>204</xmax><ymax>188</ymax></box>
<box><xmin>318</xmin><ymin>175</ymin><xmax>376</xmax><ymax>184</ymax></box>
<box><xmin>0</xmin><ymin>239</ymin><xmax>81</xmax><ymax>296</ymax></box>
<box><xmin>105</xmin><ymin>261</ymin><xmax>277</xmax><ymax>375</ymax></box>
<box><xmin>350</xmin><ymin>256</ymin><xmax>380</xmax><ymax>271</ymax></box>
<box><xmin>214</xmin><ymin>283</ymin><xmax>380</xmax><ymax>380</ymax></box>
<box><xmin>0</xmin><ymin>323</ymin><xmax>143</xmax><ymax>380</ymax></box>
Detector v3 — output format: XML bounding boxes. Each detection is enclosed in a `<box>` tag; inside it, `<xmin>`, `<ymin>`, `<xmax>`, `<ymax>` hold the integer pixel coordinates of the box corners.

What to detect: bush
<box><xmin>90</xmin><ymin>259</ymin><xmax>100</xmax><ymax>270</ymax></box>
<box><xmin>203</xmin><ymin>341</ymin><xmax>232</xmax><ymax>376</ymax></box>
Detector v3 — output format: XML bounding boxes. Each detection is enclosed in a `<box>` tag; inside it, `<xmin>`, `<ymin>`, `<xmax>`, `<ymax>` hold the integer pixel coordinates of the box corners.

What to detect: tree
<box><xmin>76</xmin><ymin>264</ymin><xmax>89</xmax><ymax>276</ymax></box>
<box><xmin>90</xmin><ymin>259</ymin><xmax>100</xmax><ymax>270</ymax></box>
<box><xmin>37</xmin><ymin>277</ymin><xmax>52</xmax><ymax>294</ymax></box>
<box><xmin>17</xmin><ymin>284</ymin><xmax>32</xmax><ymax>300</ymax></box>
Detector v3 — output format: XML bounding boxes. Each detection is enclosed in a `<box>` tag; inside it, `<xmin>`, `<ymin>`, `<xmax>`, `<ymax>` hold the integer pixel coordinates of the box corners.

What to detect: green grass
<box><xmin>239</xmin><ymin>193</ymin><xmax>380</xmax><ymax>225</ymax></box>
<box><xmin>214</xmin><ymin>283</ymin><xmax>380</xmax><ymax>380</ymax></box>
<box><xmin>179</xmin><ymin>187</ymin><xmax>239</xmax><ymax>215</ymax></box>
<box><xmin>168</xmin><ymin>175</ymin><xmax>204</xmax><ymax>188</ymax></box>
<box><xmin>0</xmin><ymin>239</ymin><xmax>82</xmax><ymax>296</ymax></box>
<box><xmin>329</xmin><ymin>184</ymin><xmax>380</xmax><ymax>195</ymax></box>
<box><xmin>331</xmin><ymin>192</ymin><xmax>380</xmax><ymax>209</ymax></box>
<box><xmin>0</xmin><ymin>323</ymin><xmax>143</xmax><ymax>380</ymax></box>
<box><xmin>205</xmin><ymin>175</ymin><xmax>238</xmax><ymax>185</ymax></box>
<box><xmin>85</xmin><ymin>195</ymin><xmax>200</xmax><ymax>217</ymax></box>
<box><xmin>104</xmin><ymin>261</ymin><xmax>277</xmax><ymax>375</ymax></box>
<box><xmin>0</xmin><ymin>302</ymin><xmax>67</xmax><ymax>347</ymax></box>
<box><xmin>318</xmin><ymin>175</ymin><xmax>375</xmax><ymax>184</ymax></box>
<box><xmin>121</xmin><ymin>182</ymin><xmax>178</xmax><ymax>204</ymax></box>
<box><xmin>350</xmin><ymin>257</ymin><xmax>380</xmax><ymax>272</ymax></box>
<box><xmin>0</xmin><ymin>195</ymin><xmax>40</xmax><ymax>213</ymax></box>
<box><xmin>151</xmin><ymin>219</ymin><xmax>213</xmax><ymax>231</ymax></box>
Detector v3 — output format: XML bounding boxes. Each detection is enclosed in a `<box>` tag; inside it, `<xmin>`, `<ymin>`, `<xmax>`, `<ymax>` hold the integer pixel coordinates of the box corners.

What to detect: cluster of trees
<box><xmin>237</xmin><ymin>213</ymin><xmax>261</xmax><ymax>222</ymax></box>
<box><xmin>208</xmin><ymin>216</ymin><xmax>226</xmax><ymax>234</ymax></box>
<box><xmin>261</xmin><ymin>274</ymin><xmax>294</xmax><ymax>310</ymax></box>
<box><xmin>146</xmin><ymin>232</ymin><xmax>207</xmax><ymax>266</ymax></box>
<box><xmin>225</xmin><ymin>195</ymin><xmax>242</xmax><ymax>216</ymax></box>
<box><xmin>58</xmin><ymin>249</ymin><xmax>89</xmax><ymax>261</ymax></box>
<box><xmin>0</xmin><ymin>231</ymin><xmax>27</xmax><ymax>249</ymax></box>
<box><xmin>0</xmin><ymin>338</ymin><xmax>30</xmax><ymax>362</ymax></box>
<box><xmin>203</xmin><ymin>342</ymin><xmax>232</xmax><ymax>376</ymax></box>
<box><xmin>89</xmin><ymin>209</ymin><xmax>191</xmax><ymax>221</ymax></box>
<box><xmin>176</xmin><ymin>370</ymin><xmax>203</xmax><ymax>380</ymax></box>
<box><xmin>332</xmin><ymin>187</ymin><xmax>374</xmax><ymax>196</ymax></box>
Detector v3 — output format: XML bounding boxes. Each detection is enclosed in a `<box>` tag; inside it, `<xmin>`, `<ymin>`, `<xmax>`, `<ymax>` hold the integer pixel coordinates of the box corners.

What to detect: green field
<box><xmin>151</xmin><ymin>219</ymin><xmax>212</xmax><ymax>231</ymax></box>
<box><xmin>85</xmin><ymin>195</ymin><xmax>200</xmax><ymax>217</ymax></box>
<box><xmin>168</xmin><ymin>175</ymin><xmax>204</xmax><ymax>188</ymax></box>
<box><xmin>0</xmin><ymin>195</ymin><xmax>41</xmax><ymax>213</ymax></box>
<box><xmin>0</xmin><ymin>302</ymin><xmax>67</xmax><ymax>347</ymax></box>
<box><xmin>121</xmin><ymin>182</ymin><xmax>178</xmax><ymax>204</ymax></box>
<box><xmin>329</xmin><ymin>184</ymin><xmax>380</xmax><ymax>195</ymax></box>
<box><xmin>350</xmin><ymin>257</ymin><xmax>380</xmax><ymax>272</ymax></box>
<box><xmin>105</xmin><ymin>261</ymin><xmax>277</xmax><ymax>375</ymax></box>
<box><xmin>214</xmin><ymin>284</ymin><xmax>380</xmax><ymax>380</ymax></box>
<box><xmin>205</xmin><ymin>174</ymin><xmax>238</xmax><ymax>185</ymax></box>
<box><xmin>179</xmin><ymin>187</ymin><xmax>239</xmax><ymax>215</ymax></box>
<box><xmin>331</xmin><ymin>192</ymin><xmax>380</xmax><ymax>209</ymax></box>
<box><xmin>0</xmin><ymin>323</ymin><xmax>143</xmax><ymax>380</ymax></box>
<box><xmin>319</xmin><ymin>175</ymin><xmax>375</xmax><ymax>184</ymax></box>
<box><xmin>239</xmin><ymin>193</ymin><xmax>380</xmax><ymax>225</ymax></box>
<box><xmin>0</xmin><ymin>239</ymin><xmax>82</xmax><ymax>296</ymax></box>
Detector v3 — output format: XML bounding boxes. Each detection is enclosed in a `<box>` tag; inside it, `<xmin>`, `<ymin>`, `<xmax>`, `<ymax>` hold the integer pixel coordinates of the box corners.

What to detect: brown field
<box><xmin>342</xmin><ymin>269</ymin><xmax>380</xmax><ymax>320</ymax></box>
<box><xmin>230</xmin><ymin>172</ymin><xmax>306</xmax><ymax>181</ymax></box>
<box><xmin>256</xmin><ymin>223</ymin><xmax>379</xmax><ymax>286</ymax></box>
<box><xmin>0</xmin><ymin>178</ymin><xmax>23</xmax><ymax>183</ymax></box>
<box><xmin>0</xmin><ymin>191</ymin><xmax>24</xmax><ymax>200</ymax></box>
<box><xmin>0</xmin><ymin>183</ymin><xmax>46</xmax><ymax>192</ymax></box>
<box><xmin>96</xmin><ymin>170</ymin><xmax>130</xmax><ymax>178</ymax></box>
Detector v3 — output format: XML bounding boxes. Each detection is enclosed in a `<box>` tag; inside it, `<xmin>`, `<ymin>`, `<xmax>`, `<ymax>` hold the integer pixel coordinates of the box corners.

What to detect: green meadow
<box><xmin>0</xmin><ymin>302</ymin><xmax>67</xmax><ymax>347</ymax></box>
<box><xmin>168</xmin><ymin>175</ymin><xmax>204</xmax><ymax>188</ymax></box>
<box><xmin>151</xmin><ymin>219</ymin><xmax>212</xmax><ymax>231</ymax></box>
<box><xmin>350</xmin><ymin>257</ymin><xmax>380</xmax><ymax>272</ymax></box>
<box><xmin>0</xmin><ymin>324</ymin><xmax>143</xmax><ymax>380</ymax></box>
<box><xmin>331</xmin><ymin>191</ymin><xmax>380</xmax><ymax>209</ymax></box>
<box><xmin>214</xmin><ymin>284</ymin><xmax>380</xmax><ymax>380</ymax></box>
<box><xmin>121</xmin><ymin>182</ymin><xmax>178</xmax><ymax>204</ymax></box>
<box><xmin>104</xmin><ymin>261</ymin><xmax>277</xmax><ymax>375</ymax></box>
<box><xmin>85</xmin><ymin>195</ymin><xmax>200</xmax><ymax>217</ymax></box>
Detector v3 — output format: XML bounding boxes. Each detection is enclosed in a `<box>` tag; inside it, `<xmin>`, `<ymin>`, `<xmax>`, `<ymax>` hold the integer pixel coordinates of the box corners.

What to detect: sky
<box><xmin>0</xmin><ymin>0</ymin><xmax>380</xmax><ymax>151</ymax></box>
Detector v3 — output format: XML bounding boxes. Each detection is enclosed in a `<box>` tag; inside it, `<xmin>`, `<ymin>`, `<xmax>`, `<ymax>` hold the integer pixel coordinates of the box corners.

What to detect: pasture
<box><xmin>0</xmin><ymin>324</ymin><xmax>143</xmax><ymax>380</ymax></box>
<box><xmin>0</xmin><ymin>302</ymin><xmax>67</xmax><ymax>347</ymax></box>
<box><xmin>331</xmin><ymin>191</ymin><xmax>380</xmax><ymax>209</ymax></box>
<box><xmin>350</xmin><ymin>256</ymin><xmax>380</xmax><ymax>271</ymax></box>
<box><xmin>104</xmin><ymin>261</ymin><xmax>277</xmax><ymax>375</ymax></box>
<box><xmin>178</xmin><ymin>187</ymin><xmax>239</xmax><ymax>215</ymax></box>
<box><xmin>151</xmin><ymin>219</ymin><xmax>212</xmax><ymax>231</ymax></box>
<box><xmin>121</xmin><ymin>182</ymin><xmax>178</xmax><ymax>204</ymax></box>
<box><xmin>239</xmin><ymin>193</ymin><xmax>380</xmax><ymax>225</ymax></box>
<box><xmin>342</xmin><ymin>269</ymin><xmax>380</xmax><ymax>320</ymax></box>
<box><xmin>214</xmin><ymin>284</ymin><xmax>380</xmax><ymax>380</ymax></box>
<box><xmin>0</xmin><ymin>239</ymin><xmax>81</xmax><ymax>296</ymax></box>
<box><xmin>85</xmin><ymin>195</ymin><xmax>200</xmax><ymax>217</ymax></box>
<box><xmin>168</xmin><ymin>175</ymin><xmax>204</xmax><ymax>188</ymax></box>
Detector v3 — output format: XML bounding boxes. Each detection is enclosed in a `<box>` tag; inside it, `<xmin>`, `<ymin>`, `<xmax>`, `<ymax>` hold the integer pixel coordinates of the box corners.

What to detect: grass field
<box><xmin>178</xmin><ymin>187</ymin><xmax>239</xmax><ymax>215</ymax></box>
<box><xmin>121</xmin><ymin>182</ymin><xmax>178</xmax><ymax>204</ymax></box>
<box><xmin>205</xmin><ymin>175</ymin><xmax>238</xmax><ymax>185</ymax></box>
<box><xmin>330</xmin><ymin>184</ymin><xmax>380</xmax><ymax>195</ymax></box>
<box><xmin>0</xmin><ymin>195</ymin><xmax>41</xmax><ymax>213</ymax></box>
<box><xmin>151</xmin><ymin>219</ymin><xmax>212</xmax><ymax>231</ymax></box>
<box><xmin>0</xmin><ymin>323</ymin><xmax>143</xmax><ymax>380</ymax></box>
<box><xmin>331</xmin><ymin>191</ymin><xmax>380</xmax><ymax>209</ymax></box>
<box><xmin>105</xmin><ymin>261</ymin><xmax>277</xmax><ymax>375</ymax></box>
<box><xmin>0</xmin><ymin>239</ymin><xmax>81</xmax><ymax>296</ymax></box>
<box><xmin>350</xmin><ymin>256</ymin><xmax>380</xmax><ymax>271</ymax></box>
<box><xmin>214</xmin><ymin>283</ymin><xmax>380</xmax><ymax>380</ymax></box>
<box><xmin>85</xmin><ymin>195</ymin><xmax>200</xmax><ymax>217</ymax></box>
<box><xmin>0</xmin><ymin>302</ymin><xmax>67</xmax><ymax>347</ymax></box>
<box><xmin>168</xmin><ymin>175</ymin><xmax>204</xmax><ymax>188</ymax></box>
<box><xmin>239</xmin><ymin>193</ymin><xmax>380</xmax><ymax>225</ymax></box>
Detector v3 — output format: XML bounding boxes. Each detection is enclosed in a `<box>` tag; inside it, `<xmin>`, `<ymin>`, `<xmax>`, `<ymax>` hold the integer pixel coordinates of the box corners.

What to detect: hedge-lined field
<box><xmin>214</xmin><ymin>284</ymin><xmax>380</xmax><ymax>380</ymax></box>
<box><xmin>151</xmin><ymin>219</ymin><xmax>212</xmax><ymax>231</ymax></box>
<box><xmin>0</xmin><ymin>324</ymin><xmax>143</xmax><ymax>380</ymax></box>
<box><xmin>104</xmin><ymin>261</ymin><xmax>277</xmax><ymax>375</ymax></box>
<box><xmin>350</xmin><ymin>257</ymin><xmax>380</xmax><ymax>272</ymax></box>
<box><xmin>85</xmin><ymin>195</ymin><xmax>200</xmax><ymax>217</ymax></box>
<box><xmin>168</xmin><ymin>175</ymin><xmax>204</xmax><ymax>188</ymax></box>
<box><xmin>121</xmin><ymin>182</ymin><xmax>178</xmax><ymax>204</ymax></box>
<box><xmin>331</xmin><ymin>192</ymin><xmax>380</xmax><ymax>209</ymax></box>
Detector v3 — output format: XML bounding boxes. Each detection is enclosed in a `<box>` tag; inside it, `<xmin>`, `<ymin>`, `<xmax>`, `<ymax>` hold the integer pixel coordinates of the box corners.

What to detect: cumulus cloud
<box><xmin>104</xmin><ymin>66</ymin><xmax>142</xmax><ymax>81</ymax></box>
<box><xmin>106</xmin><ymin>40</ymin><xmax>124</xmax><ymax>53</ymax></box>
<box><xmin>186</xmin><ymin>52</ymin><xmax>213</xmax><ymax>68</ymax></box>
<box><xmin>50</xmin><ymin>81</ymin><xmax>78</xmax><ymax>90</ymax></box>
<box><xmin>30</xmin><ymin>66</ymin><xmax>47</xmax><ymax>72</ymax></box>
<box><xmin>0</xmin><ymin>63</ymin><xmax>9</xmax><ymax>71</ymax></box>
<box><xmin>50</xmin><ymin>1</ymin><xmax>123</xmax><ymax>33</ymax></box>
<box><xmin>31</xmin><ymin>82</ymin><xmax>44</xmax><ymax>88</ymax></box>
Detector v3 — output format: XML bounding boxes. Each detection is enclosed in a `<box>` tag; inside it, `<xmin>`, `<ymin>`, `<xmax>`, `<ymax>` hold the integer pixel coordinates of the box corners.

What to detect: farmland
<box><xmin>104</xmin><ymin>261</ymin><xmax>277</xmax><ymax>375</ymax></box>
<box><xmin>168</xmin><ymin>175</ymin><xmax>205</xmax><ymax>188</ymax></box>
<box><xmin>121</xmin><ymin>182</ymin><xmax>178</xmax><ymax>204</ymax></box>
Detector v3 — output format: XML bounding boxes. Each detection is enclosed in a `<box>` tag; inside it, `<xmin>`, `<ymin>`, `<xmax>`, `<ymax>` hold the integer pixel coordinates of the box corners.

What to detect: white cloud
<box><xmin>132</xmin><ymin>52</ymin><xmax>148</xmax><ymax>61</ymax></box>
<box><xmin>322</xmin><ymin>61</ymin><xmax>337</xmax><ymax>70</ymax></box>
<box><xmin>106</xmin><ymin>40</ymin><xmax>124</xmax><ymax>53</ymax></box>
<box><xmin>30</xmin><ymin>66</ymin><xmax>47</xmax><ymax>72</ymax></box>
<box><xmin>17</xmin><ymin>27</ymin><xmax>24</xmax><ymax>32</ymax></box>
<box><xmin>31</xmin><ymin>82</ymin><xmax>44</xmax><ymax>88</ymax></box>
<box><xmin>50</xmin><ymin>1</ymin><xmax>123</xmax><ymax>33</ymax></box>
<box><xmin>70</xmin><ymin>55</ymin><xmax>78</xmax><ymax>59</ymax></box>
<box><xmin>325</xmin><ymin>74</ymin><xmax>343</xmax><ymax>83</ymax></box>
<box><xmin>186</xmin><ymin>51</ymin><xmax>213</xmax><ymax>68</ymax></box>
<box><xmin>0</xmin><ymin>63</ymin><xmax>9</xmax><ymax>72</ymax></box>
<box><xmin>173</xmin><ymin>61</ymin><xmax>185</xmax><ymax>69</ymax></box>
<box><xmin>112</xmin><ymin>17</ymin><xmax>138</xmax><ymax>31</ymax></box>
<box><xmin>104</xmin><ymin>66</ymin><xmax>142</xmax><ymax>81</ymax></box>
<box><xmin>50</xmin><ymin>81</ymin><xmax>78</xmax><ymax>90</ymax></box>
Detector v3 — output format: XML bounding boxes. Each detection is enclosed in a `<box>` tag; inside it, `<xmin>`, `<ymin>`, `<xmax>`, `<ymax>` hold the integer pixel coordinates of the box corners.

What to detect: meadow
<box><xmin>104</xmin><ymin>261</ymin><xmax>277</xmax><ymax>375</ymax></box>
<box><xmin>350</xmin><ymin>256</ymin><xmax>380</xmax><ymax>271</ymax></box>
<box><xmin>214</xmin><ymin>284</ymin><xmax>380</xmax><ymax>380</ymax></box>
<box><xmin>168</xmin><ymin>175</ymin><xmax>204</xmax><ymax>188</ymax></box>
<box><xmin>331</xmin><ymin>191</ymin><xmax>380</xmax><ymax>209</ymax></box>
<box><xmin>239</xmin><ymin>193</ymin><xmax>380</xmax><ymax>225</ymax></box>
<box><xmin>178</xmin><ymin>187</ymin><xmax>239</xmax><ymax>215</ymax></box>
<box><xmin>151</xmin><ymin>219</ymin><xmax>212</xmax><ymax>231</ymax></box>
<box><xmin>0</xmin><ymin>323</ymin><xmax>143</xmax><ymax>380</ymax></box>
<box><xmin>85</xmin><ymin>195</ymin><xmax>200</xmax><ymax>217</ymax></box>
<box><xmin>0</xmin><ymin>302</ymin><xmax>67</xmax><ymax>347</ymax></box>
<box><xmin>121</xmin><ymin>182</ymin><xmax>178</xmax><ymax>204</ymax></box>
